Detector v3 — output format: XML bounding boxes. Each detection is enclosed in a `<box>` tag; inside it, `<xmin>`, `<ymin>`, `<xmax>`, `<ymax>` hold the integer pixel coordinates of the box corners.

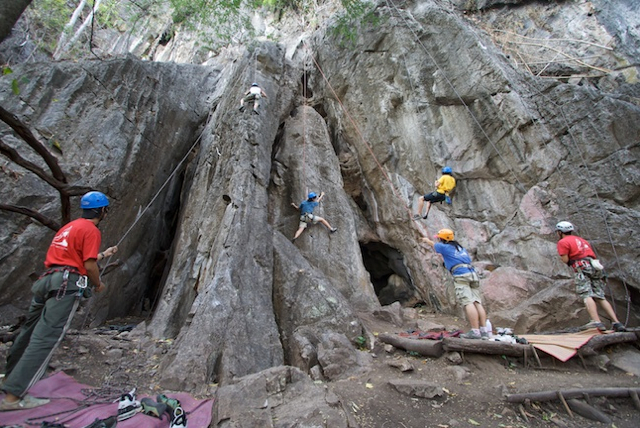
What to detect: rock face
<box><xmin>1</xmin><ymin>0</ymin><xmax>639</xmax><ymax>406</ymax></box>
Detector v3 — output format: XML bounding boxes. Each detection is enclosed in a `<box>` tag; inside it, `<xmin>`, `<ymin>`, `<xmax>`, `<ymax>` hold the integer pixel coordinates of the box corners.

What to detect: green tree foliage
<box><xmin>17</xmin><ymin>0</ymin><xmax>375</xmax><ymax>60</ymax></box>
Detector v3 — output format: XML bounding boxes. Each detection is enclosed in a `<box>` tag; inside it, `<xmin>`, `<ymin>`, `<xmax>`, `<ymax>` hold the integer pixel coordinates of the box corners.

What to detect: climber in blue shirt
<box><xmin>291</xmin><ymin>192</ymin><xmax>337</xmax><ymax>241</ymax></box>
<box><xmin>421</xmin><ymin>228</ymin><xmax>489</xmax><ymax>340</ymax></box>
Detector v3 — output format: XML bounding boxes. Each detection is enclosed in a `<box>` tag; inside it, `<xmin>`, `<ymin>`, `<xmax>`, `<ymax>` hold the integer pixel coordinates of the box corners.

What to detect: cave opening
<box><xmin>359</xmin><ymin>241</ymin><xmax>419</xmax><ymax>306</ymax></box>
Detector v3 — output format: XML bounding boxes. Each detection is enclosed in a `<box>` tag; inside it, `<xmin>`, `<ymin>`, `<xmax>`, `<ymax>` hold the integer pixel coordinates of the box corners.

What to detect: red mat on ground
<box><xmin>0</xmin><ymin>371</ymin><xmax>213</xmax><ymax>427</ymax></box>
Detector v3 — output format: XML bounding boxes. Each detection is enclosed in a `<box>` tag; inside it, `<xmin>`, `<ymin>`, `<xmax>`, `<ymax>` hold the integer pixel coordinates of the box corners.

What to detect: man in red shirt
<box><xmin>555</xmin><ymin>221</ymin><xmax>626</xmax><ymax>333</ymax></box>
<box><xmin>1</xmin><ymin>191</ymin><xmax>118</xmax><ymax>411</ymax></box>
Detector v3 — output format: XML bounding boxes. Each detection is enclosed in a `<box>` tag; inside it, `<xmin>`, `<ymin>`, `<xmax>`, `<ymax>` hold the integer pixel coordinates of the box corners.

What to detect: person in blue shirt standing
<box><xmin>421</xmin><ymin>228</ymin><xmax>489</xmax><ymax>339</ymax></box>
<box><xmin>291</xmin><ymin>192</ymin><xmax>337</xmax><ymax>241</ymax></box>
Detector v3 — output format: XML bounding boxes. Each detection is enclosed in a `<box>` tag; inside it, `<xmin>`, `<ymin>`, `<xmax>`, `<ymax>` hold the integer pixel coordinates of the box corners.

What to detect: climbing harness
<box><xmin>449</xmin><ymin>263</ymin><xmax>475</xmax><ymax>275</ymax></box>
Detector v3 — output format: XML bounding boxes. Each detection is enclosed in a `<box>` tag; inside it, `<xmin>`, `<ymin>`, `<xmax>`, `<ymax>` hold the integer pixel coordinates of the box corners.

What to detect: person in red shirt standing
<box><xmin>555</xmin><ymin>221</ymin><xmax>626</xmax><ymax>333</ymax></box>
<box><xmin>0</xmin><ymin>191</ymin><xmax>118</xmax><ymax>411</ymax></box>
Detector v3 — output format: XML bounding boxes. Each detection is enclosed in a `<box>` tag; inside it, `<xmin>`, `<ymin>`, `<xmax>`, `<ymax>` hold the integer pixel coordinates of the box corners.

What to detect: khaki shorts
<box><xmin>574</xmin><ymin>266</ymin><xmax>606</xmax><ymax>300</ymax></box>
<box><xmin>243</xmin><ymin>93</ymin><xmax>261</xmax><ymax>103</ymax></box>
<box><xmin>299</xmin><ymin>213</ymin><xmax>323</xmax><ymax>229</ymax></box>
<box><xmin>452</xmin><ymin>272</ymin><xmax>482</xmax><ymax>307</ymax></box>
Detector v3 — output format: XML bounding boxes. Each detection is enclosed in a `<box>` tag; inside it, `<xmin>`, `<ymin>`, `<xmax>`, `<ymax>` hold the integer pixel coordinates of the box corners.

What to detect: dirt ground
<box><xmin>1</xmin><ymin>310</ymin><xmax>639</xmax><ymax>428</ymax></box>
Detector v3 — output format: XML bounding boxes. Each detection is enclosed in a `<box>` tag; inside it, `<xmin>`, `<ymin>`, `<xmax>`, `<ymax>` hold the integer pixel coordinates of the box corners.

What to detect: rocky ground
<box><xmin>1</xmin><ymin>309</ymin><xmax>639</xmax><ymax>428</ymax></box>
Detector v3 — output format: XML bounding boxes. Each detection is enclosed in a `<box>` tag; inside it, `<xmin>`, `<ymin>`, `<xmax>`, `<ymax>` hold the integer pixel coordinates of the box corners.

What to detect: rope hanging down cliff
<box><xmin>302</xmin><ymin>40</ymin><xmax>430</xmax><ymax>236</ymax></box>
<box><xmin>385</xmin><ymin>0</ymin><xmax>527</xmax><ymax>193</ymax></box>
<box><xmin>386</xmin><ymin>0</ymin><xmax>631</xmax><ymax>322</ymax></box>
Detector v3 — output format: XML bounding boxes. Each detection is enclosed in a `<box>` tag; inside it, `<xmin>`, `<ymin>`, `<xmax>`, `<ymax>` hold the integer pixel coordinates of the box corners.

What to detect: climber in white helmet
<box><xmin>239</xmin><ymin>82</ymin><xmax>268</xmax><ymax>115</ymax></box>
<box><xmin>555</xmin><ymin>221</ymin><xmax>627</xmax><ymax>332</ymax></box>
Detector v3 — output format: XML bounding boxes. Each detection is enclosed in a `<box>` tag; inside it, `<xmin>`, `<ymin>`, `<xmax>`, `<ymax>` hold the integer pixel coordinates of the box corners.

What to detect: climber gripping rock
<box><xmin>239</xmin><ymin>82</ymin><xmax>268</xmax><ymax>115</ymax></box>
<box><xmin>414</xmin><ymin>166</ymin><xmax>456</xmax><ymax>220</ymax></box>
<box><xmin>291</xmin><ymin>192</ymin><xmax>337</xmax><ymax>241</ymax></box>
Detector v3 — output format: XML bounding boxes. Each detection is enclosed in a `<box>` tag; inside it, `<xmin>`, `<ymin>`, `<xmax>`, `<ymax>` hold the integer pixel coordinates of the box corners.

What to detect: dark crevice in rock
<box><xmin>359</xmin><ymin>242</ymin><xmax>418</xmax><ymax>306</ymax></box>
<box><xmin>301</xmin><ymin>72</ymin><xmax>313</xmax><ymax>98</ymax></box>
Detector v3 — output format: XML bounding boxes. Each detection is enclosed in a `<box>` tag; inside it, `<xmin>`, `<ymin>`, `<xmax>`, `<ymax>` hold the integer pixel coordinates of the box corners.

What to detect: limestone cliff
<box><xmin>0</xmin><ymin>0</ymin><xmax>638</xmax><ymax>397</ymax></box>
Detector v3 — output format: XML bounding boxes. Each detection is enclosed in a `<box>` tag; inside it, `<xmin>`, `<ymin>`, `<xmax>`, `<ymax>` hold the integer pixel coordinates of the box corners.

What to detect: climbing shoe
<box><xmin>157</xmin><ymin>394</ymin><xmax>181</xmax><ymax>417</ymax></box>
<box><xmin>0</xmin><ymin>395</ymin><xmax>49</xmax><ymax>411</ymax></box>
<box><xmin>41</xmin><ymin>423</ymin><xmax>66</xmax><ymax>428</ymax></box>
<box><xmin>330</xmin><ymin>228</ymin><xmax>338</xmax><ymax>233</ymax></box>
<box><xmin>141</xmin><ymin>397</ymin><xmax>167</xmax><ymax>419</ymax></box>
<box><xmin>170</xmin><ymin>405</ymin><xmax>188</xmax><ymax>428</ymax></box>
<box><xmin>252</xmin><ymin>109</ymin><xmax>259</xmax><ymax>115</ymax></box>
<box><xmin>412</xmin><ymin>214</ymin><xmax>421</xmax><ymax>220</ymax></box>
<box><xmin>581</xmin><ymin>321</ymin><xmax>606</xmax><ymax>332</ymax></box>
<box><xmin>238</xmin><ymin>106</ymin><xmax>245</xmax><ymax>112</ymax></box>
<box><xmin>422</xmin><ymin>213</ymin><xmax>429</xmax><ymax>219</ymax></box>
<box><xmin>82</xmin><ymin>416</ymin><xmax>117</xmax><ymax>428</ymax></box>
<box><xmin>460</xmin><ymin>330</ymin><xmax>482</xmax><ymax>340</ymax></box>
<box><xmin>612</xmin><ymin>322</ymin><xmax>627</xmax><ymax>332</ymax></box>
<box><xmin>117</xmin><ymin>388</ymin><xmax>140</xmax><ymax>421</ymax></box>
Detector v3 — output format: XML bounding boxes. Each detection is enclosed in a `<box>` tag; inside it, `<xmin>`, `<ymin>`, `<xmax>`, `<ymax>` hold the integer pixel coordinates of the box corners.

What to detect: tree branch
<box><xmin>0</xmin><ymin>105</ymin><xmax>67</xmax><ymax>184</ymax></box>
<box><xmin>0</xmin><ymin>204</ymin><xmax>60</xmax><ymax>231</ymax></box>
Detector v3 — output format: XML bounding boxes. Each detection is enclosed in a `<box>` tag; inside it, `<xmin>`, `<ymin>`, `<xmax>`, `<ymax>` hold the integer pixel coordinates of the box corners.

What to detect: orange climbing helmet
<box><xmin>436</xmin><ymin>228</ymin><xmax>454</xmax><ymax>241</ymax></box>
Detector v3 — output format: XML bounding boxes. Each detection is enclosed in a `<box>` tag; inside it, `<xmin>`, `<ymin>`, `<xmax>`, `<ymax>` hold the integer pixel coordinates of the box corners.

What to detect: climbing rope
<box><xmin>302</xmin><ymin>40</ymin><xmax>433</xmax><ymax>238</ymax></box>
<box><xmin>385</xmin><ymin>0</ymin><xmax>527</xmax><ymax>193</ymax></box>
<box><xmin>528</xmin><ymin>88</ymin><xmax>632</xmax><ymax>324</ymax></box>
<box><xmin>389</xmin><ymin>0</ymin><xmax>632</xmax><ymax>321</ymax></box>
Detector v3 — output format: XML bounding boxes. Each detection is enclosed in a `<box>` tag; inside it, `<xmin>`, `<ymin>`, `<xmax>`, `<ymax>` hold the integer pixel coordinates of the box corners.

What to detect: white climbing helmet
<box><xmin>555</xmin><ymin>221</ymin><xmax>574</xmax><ymax>233</ymax></box>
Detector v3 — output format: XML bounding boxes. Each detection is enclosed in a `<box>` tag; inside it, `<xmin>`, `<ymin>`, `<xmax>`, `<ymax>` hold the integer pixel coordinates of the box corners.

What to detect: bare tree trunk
<box><xmin>53</xmin><ymin>0</ymin><xmax>88</xmax><ymax>60</ymax></box>
<box><xmin>0</xmin><ymin>0</ymin><xmax>33</xmax><ymax>43</ymax></box>
<box><xmin>53</xmin><ymin>0</ymin><xmax>102</xmax><ymax>60</ymax></box>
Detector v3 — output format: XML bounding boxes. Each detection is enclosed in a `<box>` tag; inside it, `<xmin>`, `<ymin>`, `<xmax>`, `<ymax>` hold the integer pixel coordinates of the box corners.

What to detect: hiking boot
<box><xmin>480</xmin><ymin>331</ymin><xmax>490</xmax><ymax>340</ymax></box>
<box><xmin>83</xmin><ymin>416</ymin><xmax>117</xmax><ymax>428</ymax></box>
<box><xmin>330</xmin><ymin>228</ymin><xmax>338</xmax><ymax>233</ymax></box>
<box><xmin>460</xmin><ymin>330</ymin><xmax>482</xmax><ymax>340</ymax></box>
<box><xmin>141</xmin><ymin>397</ymin><xmax>168</xmax><ymax>420</ymax></box>
<box><xmin>117</xmin><ymin>388</ymin><xmax>140</xmax><ymax>421</ymax></box>
<box><xmin>170</xmin><ymin>405</ymin><xmax>188</xmax><ymax>428</ymax></box>
<box><xmin>612</xmin><ymin>322</ymin><xmax>627</xmax><ymax>332</ymax></box>
<box><xmin>581</xmin><ymin>321</ymin><xmax>606</xmax><ymax>332</ymax></box>
<box><xmin>0</xmin><ymin>395</ymin><xmax>49</xmax><ymax>411</ymax></box>
<box><xmin>238</xmin><ymin>106</ymin><xmax>245</xmax><ymax>112</ymax></box>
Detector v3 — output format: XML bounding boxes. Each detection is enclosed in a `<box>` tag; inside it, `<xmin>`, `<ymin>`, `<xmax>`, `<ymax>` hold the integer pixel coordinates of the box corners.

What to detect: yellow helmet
<box><xmin>436</xmin><ymin>228</ymin><xmax>454</xmax><ymax>241</ymax></box>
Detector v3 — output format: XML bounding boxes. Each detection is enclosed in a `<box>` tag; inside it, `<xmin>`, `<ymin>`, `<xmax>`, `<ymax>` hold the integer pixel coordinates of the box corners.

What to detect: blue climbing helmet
<box><xmin>442</xmin><ymin>166</ymin><xmax>452</xmax><ymax>174</ymax></box>
<box><xmin>308</xmin><ymin>192</ymin><xmax>317</xmax><ymax>200</ymax></box>
<box><xmin>251</xmin><ymin>82</ymin><xmax>259</xmax><ymax>87</ymax></box>
<box><xmin>80</xmin><ymin>191</ymin><xmax>109</xmax><ymax>209</ymax></box>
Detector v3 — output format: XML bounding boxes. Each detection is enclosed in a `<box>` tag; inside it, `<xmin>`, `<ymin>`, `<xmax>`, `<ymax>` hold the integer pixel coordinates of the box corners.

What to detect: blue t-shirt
<box><xmin>434</xmin><ymin>242</ymin><xmax>474</xmax><ymax>275</ymax></box>
<box><xmin>299</xmin><ymin>200</ymin><xmax>319</xmax><ymax>214</ymax></box>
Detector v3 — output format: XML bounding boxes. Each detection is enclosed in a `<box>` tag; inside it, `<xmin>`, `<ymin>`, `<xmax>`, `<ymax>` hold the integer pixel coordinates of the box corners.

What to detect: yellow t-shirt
<box><xmin>436</xmin><ymin>175</ymin><xmax>456</xmax><ymax>194</ymax></box>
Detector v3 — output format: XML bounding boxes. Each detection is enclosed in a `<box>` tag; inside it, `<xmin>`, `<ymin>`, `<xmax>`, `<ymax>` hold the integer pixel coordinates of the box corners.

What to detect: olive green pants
<box><xmin>2</xmin><ymin>271</ymin><xmax>82</xmax><ymax>398</ymax></box>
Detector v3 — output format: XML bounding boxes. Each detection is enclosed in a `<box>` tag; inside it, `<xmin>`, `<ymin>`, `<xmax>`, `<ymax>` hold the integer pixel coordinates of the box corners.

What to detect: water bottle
<box><xmin>485</xmin><ymin>319</ymin><xmax>493</xmax><ymax>338</ymax></box>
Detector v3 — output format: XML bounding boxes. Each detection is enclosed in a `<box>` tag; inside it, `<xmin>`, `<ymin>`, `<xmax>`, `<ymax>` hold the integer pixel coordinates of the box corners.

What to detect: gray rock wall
<box><xmin>1</xmin><ymin>0</ymin><xmax>638</xmax><ymax>395</ymax></box>
<box><xmin>309</xmin><ymin>0</ymin><xmax>640</xmax><ymax>331</ymax></box>
<box><xmin>0</xmin><ymin>56</ymin><xmax>219</xmax><ymax>325</ymax></box>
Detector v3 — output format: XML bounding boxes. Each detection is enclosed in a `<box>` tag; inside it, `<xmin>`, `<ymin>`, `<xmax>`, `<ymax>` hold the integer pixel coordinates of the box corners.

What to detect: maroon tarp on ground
<box><xmin>0</xmin><ymin>371</ymin><xmax>213</xmax><ymax>427</ymax></box>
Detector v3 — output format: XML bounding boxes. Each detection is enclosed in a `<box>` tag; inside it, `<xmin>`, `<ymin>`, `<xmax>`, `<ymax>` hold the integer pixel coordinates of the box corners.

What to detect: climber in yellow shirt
<box><xmin>414</xmin><ymin>166</ymin><xmax>456</xmax><ymax>219</ymax></box>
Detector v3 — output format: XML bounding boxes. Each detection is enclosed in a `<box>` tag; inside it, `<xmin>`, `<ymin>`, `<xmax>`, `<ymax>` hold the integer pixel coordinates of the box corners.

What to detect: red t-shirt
<box><xmin>44</xmin><ymin>218</ymin><xmax>101</xmax><ymax>275</ymax></box>
<box><xmin>557</xmin><ymin>235</ymin><xmax>596</xmax><ymax>262</ymax></box>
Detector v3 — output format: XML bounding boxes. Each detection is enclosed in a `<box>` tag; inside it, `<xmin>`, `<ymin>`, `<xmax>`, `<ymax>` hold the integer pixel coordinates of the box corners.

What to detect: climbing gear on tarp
<box><xmin>140</xmin><ymin>397</ymin><xmax>168</xmax><ymax>419</ymax></box>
